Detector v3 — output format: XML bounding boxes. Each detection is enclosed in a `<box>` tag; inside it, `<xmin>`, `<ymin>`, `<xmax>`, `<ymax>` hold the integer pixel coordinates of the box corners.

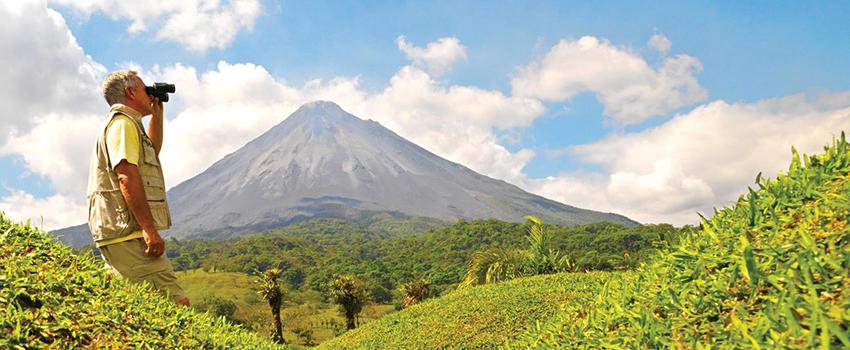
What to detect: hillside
<box><xmin>318</xmin><ymin>272</ymin><xmax>628</xmax><ymax>349</ymax></box>
<box><xmin>0</xmin><ymin>213</ymin><xmax>290</xmax><ymax>349</ymax></box>
<box><xmin>326</xmin><ymin>133</ymin><xmax>850</xmax><ymax>349</ymax></box>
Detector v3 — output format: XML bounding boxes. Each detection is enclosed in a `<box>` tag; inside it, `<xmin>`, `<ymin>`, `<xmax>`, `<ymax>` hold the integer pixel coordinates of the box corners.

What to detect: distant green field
<box><xmin>319</xmin><ymin>271</ymin><xmax>628</xmax><ymax>349</ymax></box>
<box><xmin>177</xmin><ymin>269</ymin><xmax>395</xmax><ymax>346</ymax></box>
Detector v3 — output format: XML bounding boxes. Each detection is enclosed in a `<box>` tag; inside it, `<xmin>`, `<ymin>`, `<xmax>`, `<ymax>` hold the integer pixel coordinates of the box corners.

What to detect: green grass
<box><xmin>177</xmin><ymin>269</ymin><xmax>396</xmax><ymax>346</ymax></box>
<box><xmin>0</xmin><ymin>215</ymin><xmax>291</xmax><ymax>349</ymax></box>
<box><xmin>319</xmin><ymin>271</ymin><xmax>627</xmax><ymax>349</ymax></box>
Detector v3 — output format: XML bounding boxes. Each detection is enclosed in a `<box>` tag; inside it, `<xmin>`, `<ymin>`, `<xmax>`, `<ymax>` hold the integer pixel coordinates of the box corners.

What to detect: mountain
<box><xmin>53</xmin><ymin>101</ymin><xmax>636</xmax><ymax>246</ymax></box>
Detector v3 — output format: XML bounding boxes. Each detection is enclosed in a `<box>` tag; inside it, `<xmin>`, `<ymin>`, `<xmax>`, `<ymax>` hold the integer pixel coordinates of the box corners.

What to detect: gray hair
<box><xmin>102</xmin><ymin>70</ymin><xmax>138</xmax><ymax>106</ymax></box>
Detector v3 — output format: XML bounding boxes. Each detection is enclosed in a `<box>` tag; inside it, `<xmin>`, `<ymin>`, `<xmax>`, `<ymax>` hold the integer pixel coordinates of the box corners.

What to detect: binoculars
<box><xmin>145</xmin><ymin>83</ymin><xmax>176</xmax><ymax>102</ymax></box>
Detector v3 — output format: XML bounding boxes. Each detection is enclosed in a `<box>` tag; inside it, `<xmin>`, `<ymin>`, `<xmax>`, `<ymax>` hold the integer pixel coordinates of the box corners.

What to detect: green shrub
<box><xmin>0</xmin><ymin>214</ymin><xmax>290</xmax><ymax>349</ymax></box>
<box><xmin>509</xmin><ymin>133</ymin><xmax>850</xmax><ymax>348</ymax></box>
<box><xmin>196</xmin><ymin>295</ymin><xmax>238</xmax><ymax>321</ymax></box>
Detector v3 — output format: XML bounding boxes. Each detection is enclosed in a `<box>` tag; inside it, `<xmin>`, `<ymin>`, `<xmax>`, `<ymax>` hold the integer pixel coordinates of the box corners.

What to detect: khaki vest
<box><xmin>87</xmin><ymin>106</ymin><xmax>171</xmax><ymax>242</ymax></box>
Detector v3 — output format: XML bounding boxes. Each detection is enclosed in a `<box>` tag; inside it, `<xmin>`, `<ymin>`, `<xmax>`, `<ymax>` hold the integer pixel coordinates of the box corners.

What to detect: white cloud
<box><xmin>396</xmin><ymin>35</ymin><xmax>468</xmax><ymax>77</ymax></box>
<box><xmin>511</xmin><ymin>35</ymin><xmax>707</xmax><ymax>125</ymax></box>
<box><xmin>360</xmin><ymin>66</ymin><xmax>543</xmax><ymax>184</ymax></box>
<box><xmin>48</xmin><ymin>0</ymin><xmax>261</xmax><ymax>52</ymax></box>
<box><xmin>529</xmin><ymin>92</ymin><xmax>850</xmax><ymax>225</ymax></box>
<box><xmin>0</xmin><ymin>0</ymin><xmax>105</xmax><ymax>146</ymax></box>
<box><xmin>2</xmin><ymin>113</ymin><xmax>102</xmax><ymax>197</ymax></box>
<box><xmin>648</xmin><ymin>33</ymin><xmax>671</xmax><ymax>55</ymax></box>
<box><xmin>0</xmin><ymin>189</ymin><xmax>87</xmax><ymax>231</ymax></box>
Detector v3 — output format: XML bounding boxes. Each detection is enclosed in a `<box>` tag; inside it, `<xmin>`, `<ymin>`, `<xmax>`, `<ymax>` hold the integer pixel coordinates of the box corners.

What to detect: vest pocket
<box><xmin>88</xmin><ymin>190</ymin><xmax>132</xmax><ymax>240</ymax></box>
<box><xmin>142</xmin><ymin>139</ymin><xmax>160</xmax><ymax>166</ymax></box>
<box><xmin>149</xmin><ymin>200</ymin><xmax>172</xmax><ymax>230</ymax></box>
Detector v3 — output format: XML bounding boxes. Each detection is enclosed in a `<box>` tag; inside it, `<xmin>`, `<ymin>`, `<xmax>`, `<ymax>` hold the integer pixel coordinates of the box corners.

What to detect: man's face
<box><xmin>125</xmin><ymin>76</ymin><xmax>153</xmax><ymax>115</ymax></box>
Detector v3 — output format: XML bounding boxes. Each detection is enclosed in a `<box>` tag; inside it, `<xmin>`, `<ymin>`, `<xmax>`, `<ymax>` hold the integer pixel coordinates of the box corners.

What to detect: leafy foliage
<box><xmin>460</xmin><ymin>216</ymin><xmax>572</xmax><ymax>288</ymax></box>
<box><xmin>196</xmin><ymin>295</ymin><xmax>238</xmax><ymax>321</ymax></box>
<box><xmin>328</xmin><ymin>274</ymin><xmax>369</xmax><ymax>330</ymax></box>
<box><xmin>0</xmin><ymin>213</ymin><xmax>290</xmax><ymax>349</ymax></box>
<box><xmin>509</xmin><ymin>133</ymin><xmax>850</xmax><ymax>348</ymax></box>
<box><xmin>398</xmin><ymin>278</ymin><xmax>431</xmax><ymax>308</ymax></box>
<box><xmin>256</xmin><ymin>269</ymin><xmax>286</xmax><ymax>344</ymax></box>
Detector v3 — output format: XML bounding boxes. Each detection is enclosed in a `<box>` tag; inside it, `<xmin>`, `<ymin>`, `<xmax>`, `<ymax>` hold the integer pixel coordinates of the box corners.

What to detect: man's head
<box><xmin>102</xmin><ymin>70</ymin><xmax>155</xmax><ymax>116</ymax></box>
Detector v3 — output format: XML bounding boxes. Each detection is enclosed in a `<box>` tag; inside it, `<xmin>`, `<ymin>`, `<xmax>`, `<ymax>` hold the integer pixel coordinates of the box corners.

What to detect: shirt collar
<box><xmin>109</xmin><ymin>103</ymin><xmax>143</xmax><ymax>122</ymax></box>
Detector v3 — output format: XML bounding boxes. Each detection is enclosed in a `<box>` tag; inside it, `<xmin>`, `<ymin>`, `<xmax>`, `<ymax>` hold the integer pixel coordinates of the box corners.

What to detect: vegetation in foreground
<box><xmin>508</xmin><ymin>134</ymin><xmax>850</xmax><ymax>348</ymax></box>
<box><xmin>0</xmin><ymin>214</ymin><xmax>289</xmax><ymax>349</ymax></box>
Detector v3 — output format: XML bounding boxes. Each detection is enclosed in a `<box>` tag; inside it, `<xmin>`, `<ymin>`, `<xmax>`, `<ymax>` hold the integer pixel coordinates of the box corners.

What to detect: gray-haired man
<box><xmin>87</xmin><ymin>70</ymin><xmax>189</xmax><ymax>306</ymax></box>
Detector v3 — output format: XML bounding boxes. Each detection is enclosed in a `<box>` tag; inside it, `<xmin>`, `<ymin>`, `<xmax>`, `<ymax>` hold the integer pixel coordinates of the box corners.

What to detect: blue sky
<box><xmin>2</xmin><ymin>0</ymin><xmax>849</xmax><ymax>227</ymax></box>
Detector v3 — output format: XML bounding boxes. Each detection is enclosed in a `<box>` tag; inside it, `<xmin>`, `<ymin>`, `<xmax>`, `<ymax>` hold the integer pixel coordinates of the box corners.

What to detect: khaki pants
<box><xmin>100</xmin><ymin>238</ymin><xmax>187</xmax><ymax>303</ymax></box>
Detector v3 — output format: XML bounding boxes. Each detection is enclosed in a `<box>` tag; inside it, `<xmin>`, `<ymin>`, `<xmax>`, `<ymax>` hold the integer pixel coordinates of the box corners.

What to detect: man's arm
<box><xmin>114</xmin><ymin>160</ymin><xmax>164</xmax><ymax>257</ymax></box>
<box><xmin>148</xmin><ymin>99</ymin><xmax>164</xmax><ymax>155</ymax></box>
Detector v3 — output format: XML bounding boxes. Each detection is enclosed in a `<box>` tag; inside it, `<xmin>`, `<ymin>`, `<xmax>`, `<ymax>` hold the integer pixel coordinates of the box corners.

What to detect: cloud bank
<box><xmin>531</xmin><ymin>92</ymin><xmax>850</xmax><ymax>224</ymax></box>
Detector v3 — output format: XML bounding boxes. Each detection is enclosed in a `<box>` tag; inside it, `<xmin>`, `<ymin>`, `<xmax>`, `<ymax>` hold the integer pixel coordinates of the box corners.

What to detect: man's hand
<box><xmin>148</xmin><ymin>97</ymin><xmax>164</xmax><ymax>155</ymax></box>
<box><xmin>115</xmin><ymin>160</ymin><xmax>164</xmax><ymax>257</ymax></box>
<box><xmin>143</xmin><ymin>228</ymin><xmax>165</xmax><ymax>257</ymax></box>
<box><xmin>150</xmin><ymin>97</ymin><xmax>163</xmax><ymax>119</ymax></box>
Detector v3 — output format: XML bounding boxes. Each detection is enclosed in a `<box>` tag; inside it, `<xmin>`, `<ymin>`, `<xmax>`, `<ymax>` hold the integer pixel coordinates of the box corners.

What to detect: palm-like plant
<box><xmin>524</xmin><ymin>215</ymin><xmax>573</xmax><ymax>275</ymax></box>
<box><xmin>329</xmin><ymin>274</ymin><xmax>369</xmax><ymax>330</ymax></box>
<box><xmin>398</xmin><ymin>278</ymin><xmax>432</xmax><ymax>308</ymax></box>
<box><xmin>255</xmin><ymin>268</ymin><xmax>286</xmax><ymax>344</ymax></box>
<box><xmin>460</xmin><ymin>216</ymin><xmax>572</xmax><ymax>288</ymax></box>
<box><xmin>459</xmin><ymin>247</ymin><xmax>528</xmax><ymax>288</ymax></box>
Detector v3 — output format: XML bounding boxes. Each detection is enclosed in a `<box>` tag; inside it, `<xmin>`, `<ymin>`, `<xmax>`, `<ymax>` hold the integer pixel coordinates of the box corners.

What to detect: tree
<box><xmin>329</xmin><ymin>274</ymin><xmax>369</xmax><ymax>330</ymax></box>
<box><xmin>398</xmin><ymin>277</ymin><xmax>431</xmax><ymax>308</ymax></box>
<box><xmin>460</xmin><ymin>216</ymin><xmax>571</xmax><ymax>288</ymax></box>
<box><xmin>255</xmin><ymin>268</ymin><xmax>286</xmax><ymax>344</ymax></box>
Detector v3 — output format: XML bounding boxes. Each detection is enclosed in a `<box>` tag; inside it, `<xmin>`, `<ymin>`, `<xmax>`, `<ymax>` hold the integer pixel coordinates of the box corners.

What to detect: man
<box><xmin>87</xmin><ymin>70</ymin><xmax>189</xmax><ymax>306</ymax></box>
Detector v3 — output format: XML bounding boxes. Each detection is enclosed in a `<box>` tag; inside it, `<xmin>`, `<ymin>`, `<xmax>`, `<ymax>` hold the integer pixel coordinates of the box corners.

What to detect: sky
<box><xmin>1</xmin><ymin>0</ymin><xmax>849</xmax><ymax>230</ymax></box>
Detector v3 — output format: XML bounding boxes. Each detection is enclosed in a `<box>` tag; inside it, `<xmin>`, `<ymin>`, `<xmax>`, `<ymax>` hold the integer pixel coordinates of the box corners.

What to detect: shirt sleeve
<box><xmin>105</xmin><ymin>115</ymin><xmax>141</xmax><ymax>170</ymax></box>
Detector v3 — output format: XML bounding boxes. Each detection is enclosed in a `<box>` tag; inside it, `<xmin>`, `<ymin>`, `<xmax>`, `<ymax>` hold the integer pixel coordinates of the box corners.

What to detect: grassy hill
<box><xmin>325</xmin><ymin>133</ymin><xmax>850</xmax><ymax>349</ymax></box>
<box><xmin>0</xmin><ymin>214</ymin><xmax>291</xmax><ymax>349</ymax></box>
<box><xmin>318</xmin><ymin>271</ymin><xmax>628</xmax><ymax>349</ymax></box>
